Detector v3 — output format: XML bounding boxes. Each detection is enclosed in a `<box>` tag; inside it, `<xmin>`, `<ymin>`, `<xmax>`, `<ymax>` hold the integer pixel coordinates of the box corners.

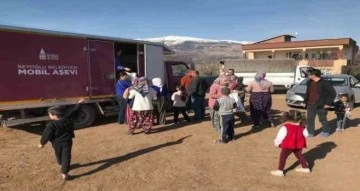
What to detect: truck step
<box><xmin>103</xmin><ymin>111</ymin><xmax>119</xmax><ymax>117</ymax></box>
<box><xmin>104</xmin><ymin>105</ymin><xmax>119</xmax><ymax>110</ymax></box>
<box><xmin>4</xmin><ymin>116</ymin><xmax>49</xmax><ymax>127</ymax></box>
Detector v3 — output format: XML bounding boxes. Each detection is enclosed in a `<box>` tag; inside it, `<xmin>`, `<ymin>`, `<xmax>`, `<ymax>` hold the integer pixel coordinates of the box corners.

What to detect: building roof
<box><xmin>255</xmin><ymin>34</ymin><xmax>296</xmax><ymax>44</ymax></box>
<box><xmin>243</xmin><ymin>36</ymin><xmax>358</xmax><ymax>51</ymax></box>
<box><xmin>0</xmin><ymin>24</ymin><xmax>174</xmax><ymax>54</ymax></box>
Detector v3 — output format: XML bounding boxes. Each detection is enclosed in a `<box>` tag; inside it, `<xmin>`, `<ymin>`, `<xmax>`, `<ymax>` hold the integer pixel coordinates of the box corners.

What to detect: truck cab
<box><xmin>293</xmin><ymin>65</ymin><xmax>315</xmax><ymax>85</ymax></box>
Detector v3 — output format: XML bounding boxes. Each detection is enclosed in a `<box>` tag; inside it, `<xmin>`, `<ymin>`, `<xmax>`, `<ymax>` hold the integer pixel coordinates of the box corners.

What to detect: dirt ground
<box><xmin>1</xmin><ymin>94</ymin><xmax>360</xmax><ymax>191</ymax></box>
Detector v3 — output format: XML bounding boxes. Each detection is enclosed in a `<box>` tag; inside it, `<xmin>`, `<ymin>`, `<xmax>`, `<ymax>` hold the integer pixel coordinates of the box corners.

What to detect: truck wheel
<box><xmin>74</xmin><ymin>104</ymin><xmax>96</xmax><ymax>129</ymax></box>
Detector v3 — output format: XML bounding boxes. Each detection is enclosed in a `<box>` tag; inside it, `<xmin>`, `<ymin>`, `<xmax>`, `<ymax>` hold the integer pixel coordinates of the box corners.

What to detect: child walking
<box><xmin>39</xmin><ymin>98</ymin><xmax>85</xmax><ymax>180</ymax></box>
<box><xmin>171</xmin><ymin>85</ymin><xmax>191</xmax><ymax>124</ymax></box>
<box><xmin>334</xmin><ymin>94</ymin><xmax>351</xmax><ymax>132</ymax></box>
<box><xmin>213</xmin><ymin>87</ymin><xmax>236</xmax><ymax>143</ymax></box>
<box><xmin>271</xmin><ymin>110</ymin><xmax>310</xmax><ymax>176</ymax></box>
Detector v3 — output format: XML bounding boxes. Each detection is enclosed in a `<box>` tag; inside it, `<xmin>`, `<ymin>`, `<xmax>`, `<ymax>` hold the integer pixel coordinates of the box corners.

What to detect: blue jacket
<box><xmin>116</xmin><ymin>80</ymin><xmax>132</xmax><ymax>96</ymax></box>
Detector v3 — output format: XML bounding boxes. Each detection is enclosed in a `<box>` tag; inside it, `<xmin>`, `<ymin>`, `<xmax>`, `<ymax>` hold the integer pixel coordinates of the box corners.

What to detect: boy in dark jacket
<box><xmin>39</xmin><ymin>98</ymin><xmax>85</xmax><ymax>180</ymax></box>
<box><xmin>334</xmin><ymin>94</ymin><xmax>351</xmax><ymax>132</ymax></box>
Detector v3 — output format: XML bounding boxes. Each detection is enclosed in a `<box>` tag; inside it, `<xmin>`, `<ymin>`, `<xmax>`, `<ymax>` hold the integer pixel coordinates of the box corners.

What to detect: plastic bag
<box><xmin>229</xmin><ymin>92</ymin><xmax>245</xmax><ymax>113</ymax></box>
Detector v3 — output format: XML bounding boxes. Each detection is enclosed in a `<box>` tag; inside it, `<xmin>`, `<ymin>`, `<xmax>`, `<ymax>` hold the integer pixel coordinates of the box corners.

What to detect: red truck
<box><xmin>0</xmin><ymin>25</ymin><xmax>189</xmax><ymax>128</ymax></box>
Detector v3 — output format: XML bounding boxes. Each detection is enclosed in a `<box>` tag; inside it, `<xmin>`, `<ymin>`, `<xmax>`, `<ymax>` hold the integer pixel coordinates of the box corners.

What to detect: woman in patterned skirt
<box><xmin>246</xmin><ymin>72</ymin><xmax>275</xmax><ymax>128</ymax></box>
<box><xmin>125</xmin><ymin>77</ymin><xmax>157</xmax><ymax>134</ymax></box>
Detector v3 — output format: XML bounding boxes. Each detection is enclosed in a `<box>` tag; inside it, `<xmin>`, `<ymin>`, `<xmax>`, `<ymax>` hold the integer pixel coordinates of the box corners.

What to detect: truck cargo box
<box><xmin>0</xmin><ymin>25</ymin><xmax>187</xmax><ymax>128</ymax></box>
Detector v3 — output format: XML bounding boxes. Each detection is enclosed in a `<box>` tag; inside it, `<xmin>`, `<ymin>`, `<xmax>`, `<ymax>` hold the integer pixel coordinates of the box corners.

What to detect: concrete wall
<box><xmin>343</xmin><ymin>45</ymin><xmax>354</xmax><ymax>60</ymax></box>
<box><xmin>274</xmin><ymin>51</ymin><xmax>289</xmax><ymax>59</ymax></box>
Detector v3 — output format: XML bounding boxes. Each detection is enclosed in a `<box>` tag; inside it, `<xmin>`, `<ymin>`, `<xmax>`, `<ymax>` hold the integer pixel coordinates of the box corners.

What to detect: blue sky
<box><xmin>0</xmin><ymin>0</ymin><xmax>359</xmax><ymax>42</ymax></box>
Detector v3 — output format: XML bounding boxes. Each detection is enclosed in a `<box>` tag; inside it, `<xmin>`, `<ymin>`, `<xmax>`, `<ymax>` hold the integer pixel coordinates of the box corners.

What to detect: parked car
<box><xmin>286</xmin><ymin>74</ymin><xmax>360</xmax><ymax>108</ymax></box>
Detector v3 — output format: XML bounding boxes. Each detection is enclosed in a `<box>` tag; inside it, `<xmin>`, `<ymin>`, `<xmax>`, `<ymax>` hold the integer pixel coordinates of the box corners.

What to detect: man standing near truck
<box><xmin>187</xmin><ymin>70</ymin><xmax>208</xmax><ymax>121</ymax></box>
<box><xmin>181</xmin><ymin>69</ymin><xmax>193</xmax><ymax>89</ymax></box>
<box><xmin>116</xmin><ymin>71</ymin><xmax>132</xmax><ymax>124</ymax></box>
<box><xmin>305</xmin><ymin>69</ymin><xmax>336</xmax><ymax>137</ymax></box>
<box><xmin>181</xmin><ymin>69</ymin><xmax>193</xmax><ymax>111</ymax></box>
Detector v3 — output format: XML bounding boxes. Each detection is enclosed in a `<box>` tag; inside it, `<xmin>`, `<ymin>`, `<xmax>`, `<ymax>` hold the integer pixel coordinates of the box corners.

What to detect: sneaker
<box><xmin>321</xmin><ymin>132</ymin><xmax>330</xmax><ymax>137</ymax></box>
<box><xmin>341</xmin><ymin>128</ymin><xmax>345</xmax><ymax>132</ymax></box>
<box><xmin>336</xmin><ymin>128</ymin><xmax>341</xmax><ymax>132</ymax></box>
<box><xmin>267</xmin><ymin>122</ymin><xmax>276</xmax><ymax>128</ymax></box>
<box><xmin>270</xmin><ymin>170</ymin><xmax>284</xmax><ymax>177</ymax></box>
<box><xmin>307</xmin><ymin>134</ymin><xmax>315</xmax><ymax>137</ymax></box>
<box><xmin>215</xmin><ymin>140</ymin><xmax>226</xmax><ymax>144</ymax></box>
<box><xmin>61</xmin><ymin>174</ymin><xmax>68</xmax><ymax>180</ymax></box>
<box><xmin>295</xmin><ymin>168</ymin><xmax>311</xmax><ymax>173</ymax></box>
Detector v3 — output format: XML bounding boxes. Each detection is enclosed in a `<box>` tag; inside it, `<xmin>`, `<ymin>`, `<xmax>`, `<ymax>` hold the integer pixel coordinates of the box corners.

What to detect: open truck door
<box><xmin>87</xmin><ymin>40</ymin><xmax>115</xmax><ymax>97</ymax></box>
<box><xmin>144</xmin><ymin>44</ymin><xmax>165</xmax><ymax>81</ymax></box>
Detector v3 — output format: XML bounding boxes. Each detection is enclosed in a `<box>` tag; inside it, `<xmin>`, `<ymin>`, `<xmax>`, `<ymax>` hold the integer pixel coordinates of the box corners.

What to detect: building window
<box><xmin>286</xmin><ymin>52</ymin><xmax>302</xmax><ymax>60</ymax></box>
<box><xmin>309</xmin><ymin>50</ymin><xmax>339</xmax><ymax>60</ymax></box>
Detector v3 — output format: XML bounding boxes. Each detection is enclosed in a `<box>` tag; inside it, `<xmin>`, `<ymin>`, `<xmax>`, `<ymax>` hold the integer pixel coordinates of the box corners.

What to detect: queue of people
<box><xmin>39</xmin><ymin>64</ymin><xmax>351</xmax><ymax>180</ymax></box>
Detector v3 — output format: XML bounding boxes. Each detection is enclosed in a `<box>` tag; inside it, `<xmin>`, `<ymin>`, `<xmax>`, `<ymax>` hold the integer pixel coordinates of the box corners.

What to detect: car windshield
<box><xmin>299</xmin><ymin>76</ymin><xmax>348</xmax><ymax>86</ymax></box>
<box><xmin>299</xmin><ymin>79</ymin><xmax>309</xmax><ymax>85</ymax></box>
<box><xmin>323</xmin><ymin>77</ymin><xmax>347</xmax><ymax>86</ymax></box>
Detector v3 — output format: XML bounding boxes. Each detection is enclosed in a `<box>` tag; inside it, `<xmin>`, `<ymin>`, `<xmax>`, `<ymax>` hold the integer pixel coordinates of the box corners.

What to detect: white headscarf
<box><xmin>152</xmin><ymin>78</ymin><xmax>163</xmax><ymax>91</ymax></box>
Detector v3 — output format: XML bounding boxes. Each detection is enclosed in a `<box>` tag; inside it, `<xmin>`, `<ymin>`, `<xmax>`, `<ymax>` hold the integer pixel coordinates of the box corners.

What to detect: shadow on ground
<box><xmin>69</xmin><ymin>135</ymin><xmax>192</xmax><ymax>180</ymax></box>
<box><xmin>285</xmin><ymin>142</ymin><xmax>337</xmax><ymax>173</ymax></box>
<box><xmin>314</xmin><ymin>116</ymin><xmax>360</xmax><ymax>136</ymax></box>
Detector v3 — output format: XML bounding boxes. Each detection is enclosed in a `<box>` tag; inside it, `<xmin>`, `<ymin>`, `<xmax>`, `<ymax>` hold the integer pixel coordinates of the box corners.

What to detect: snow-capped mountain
<box><xmin>140</xmin><ymin>36</ymin><xmax>251</xmax><ymax>75</ymax></box>
<box><xmin>142</xmin><ymin>35</ymin><xmax>252</xmax><ymax>46</ymax></box>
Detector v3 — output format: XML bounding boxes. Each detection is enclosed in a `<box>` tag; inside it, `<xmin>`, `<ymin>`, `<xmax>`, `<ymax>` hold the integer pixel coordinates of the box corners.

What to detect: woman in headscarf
<box><xmin>151</xmin><ymin>78</ymin><xmax>169</xmax><ymax>125</ymax></box>
<box><xmin>208</xmin><ymin>75</ymin><xmax>230</xmax><ymax>132</ymax></box>
<box><xmin>246</xmin><ymin>72</ymin><xmax>275</xmax><ymax>128</ymax></box>
<box><xmin>125</xmin><ymin>77</ymin><xmax>157</xmax><ymax>134</ymax></box>
<box><xmin>123</xmin><ymin>74</ymin><xmax>140</xmax><ymax>126</ymax></box>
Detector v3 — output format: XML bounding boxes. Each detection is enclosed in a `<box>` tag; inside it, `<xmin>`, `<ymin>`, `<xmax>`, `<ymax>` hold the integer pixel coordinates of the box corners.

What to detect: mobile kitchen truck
<box><xmin>0</xmin><ymin>25</ymin><xmax>189</xmax><ymax>128</ymax></box>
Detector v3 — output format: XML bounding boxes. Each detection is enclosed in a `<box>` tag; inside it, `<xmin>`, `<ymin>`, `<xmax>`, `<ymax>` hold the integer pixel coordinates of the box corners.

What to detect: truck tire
<box><xmin>74</xmin><ymin>104</ymin><xmax>96</xmax><ymax>129</ymax></box>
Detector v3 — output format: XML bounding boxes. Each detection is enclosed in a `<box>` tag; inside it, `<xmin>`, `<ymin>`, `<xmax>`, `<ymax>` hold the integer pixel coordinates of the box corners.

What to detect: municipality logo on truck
<box><xmin>16</xmin><ymin>48</ymin><xmax>78</xmax><ymax>76</ymax></box>
<box><xmin>39</xmin><ymin>48</ymin><xmax>59</xmax><ymax>61</ymax></box>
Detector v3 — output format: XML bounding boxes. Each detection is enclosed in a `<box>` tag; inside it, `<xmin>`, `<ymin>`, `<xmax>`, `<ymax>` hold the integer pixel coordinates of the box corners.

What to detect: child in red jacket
<box><xmin>271</xmin><ymin>110</ymin><xmax>310</xmax><ymax>176</ymax></box>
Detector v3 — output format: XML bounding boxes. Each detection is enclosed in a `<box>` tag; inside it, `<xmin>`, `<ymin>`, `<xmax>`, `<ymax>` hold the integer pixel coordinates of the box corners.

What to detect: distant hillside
<box><xmin>142</xmin><ymin>36</ymin><xmax>252</xmax><ymax>75</ymax></box>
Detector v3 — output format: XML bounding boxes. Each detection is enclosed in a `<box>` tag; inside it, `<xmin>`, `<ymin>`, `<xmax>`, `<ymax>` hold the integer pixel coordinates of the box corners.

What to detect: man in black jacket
<box><xmin>304</xmin><ymin>69</ymin><xmax>336</xmax><ymax>137</ymax></box>
<box><xmin>187</xmin><ymin>70</ymin><xmax>208</xmax><ymax>120</ymax></box>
